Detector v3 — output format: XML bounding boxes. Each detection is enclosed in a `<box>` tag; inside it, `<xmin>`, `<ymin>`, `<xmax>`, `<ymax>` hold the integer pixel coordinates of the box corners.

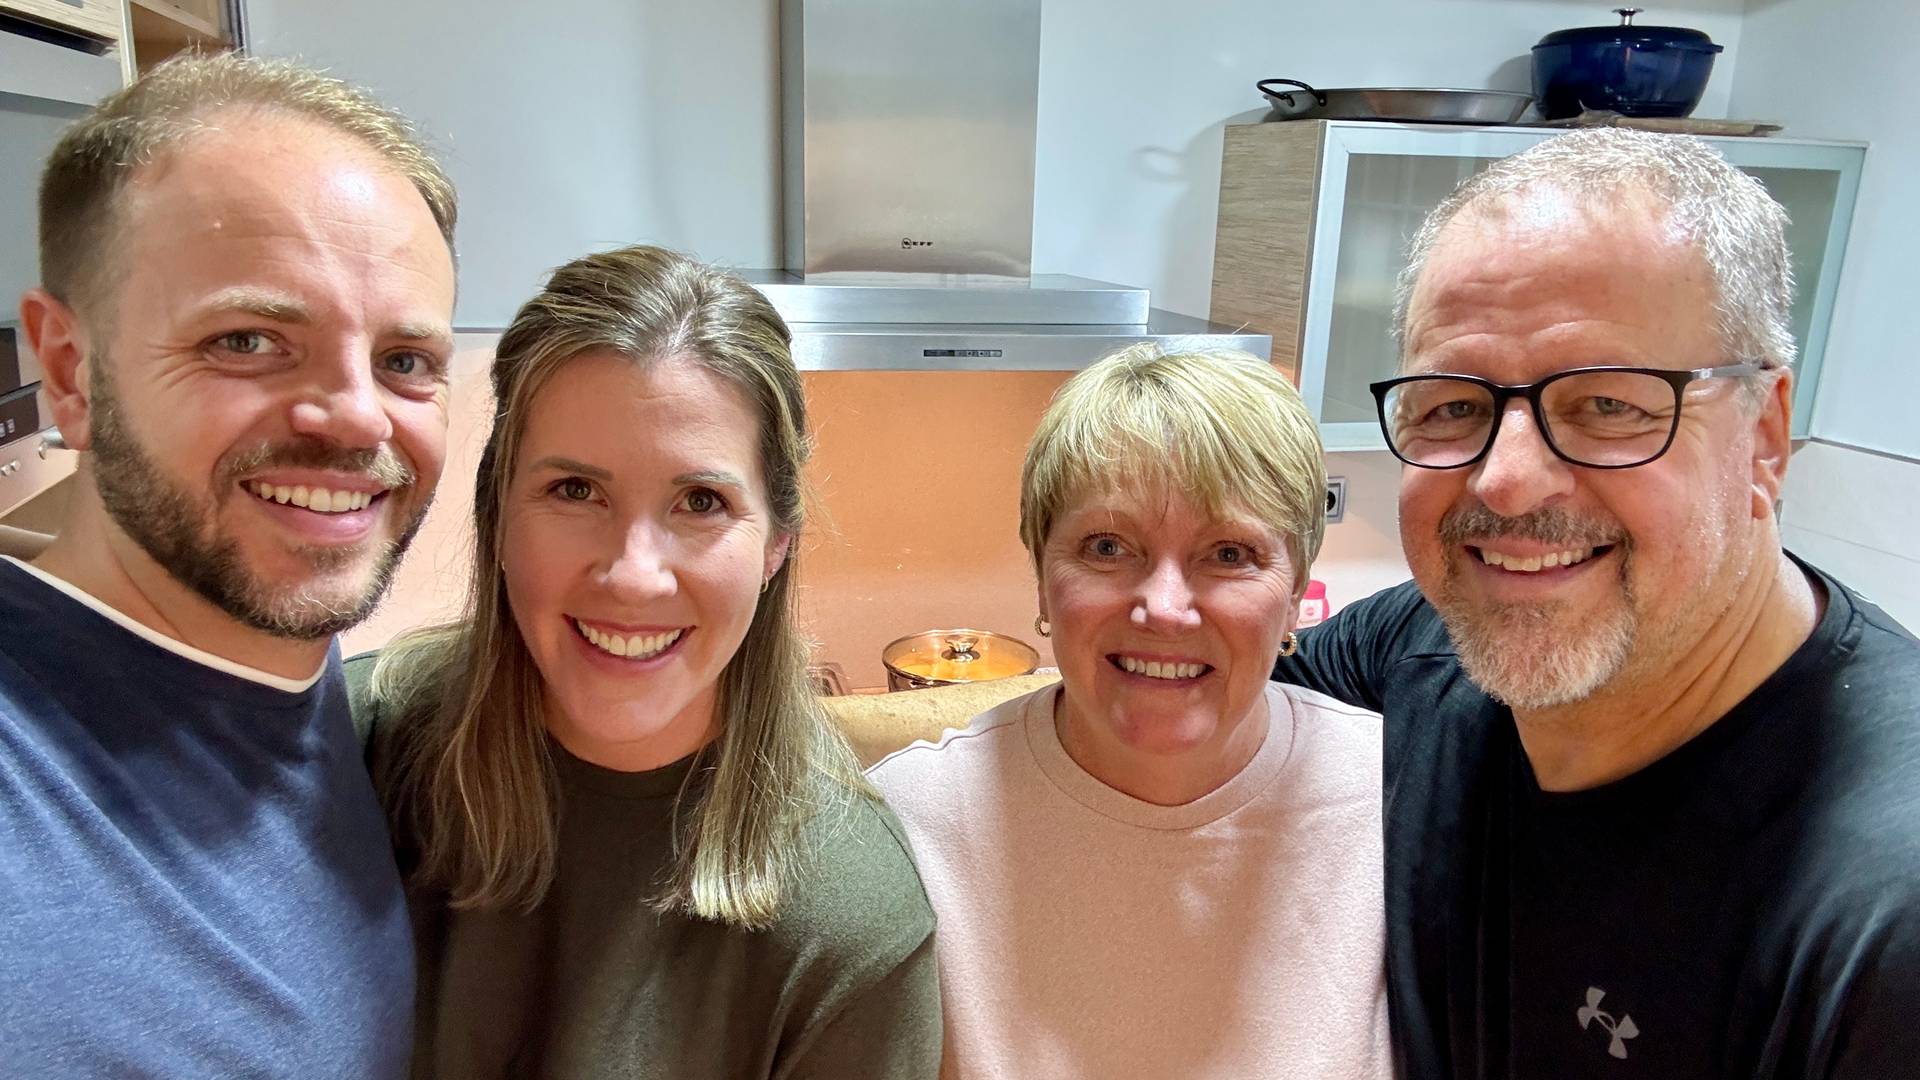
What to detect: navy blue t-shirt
<box><xmin>0</xmin><ymin>558</ymin><xmax>412</xmax><ymax>1076</ymax></box>
<box><xmin>1274</xmin><ymin>558</ymin><xmax>1920</xmax><ymax>1079</ymax></box>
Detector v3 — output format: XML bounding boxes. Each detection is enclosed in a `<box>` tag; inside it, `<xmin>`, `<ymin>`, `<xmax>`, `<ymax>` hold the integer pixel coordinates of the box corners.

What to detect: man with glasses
<box><xmin>1274</xmin><ymin>128</ymin><xmax>1920</xmax><ymax>1078</ymax></box>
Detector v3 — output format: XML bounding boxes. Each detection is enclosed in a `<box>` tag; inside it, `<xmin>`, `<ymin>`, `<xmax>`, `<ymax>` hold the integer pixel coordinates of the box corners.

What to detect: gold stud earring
<box><xmin>1033</xmin><ymin>615</ymin><xmax>1050</xmax><ymax>638</ymax></box>
<box><xmin>1277</xmin><ymin>631</ymin><xmax>1299</xmax><ymax>658</ymax></box>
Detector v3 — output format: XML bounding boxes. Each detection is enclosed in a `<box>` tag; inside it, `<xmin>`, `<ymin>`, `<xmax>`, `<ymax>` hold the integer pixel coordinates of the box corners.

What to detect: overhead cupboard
<box><xmin>0</xmin><ymin>0</ymin><xmax>231</xmax><ymax>73</ymax></box>
<box><xmin>1210</xmin><ymin>120</ymin><xmax>1867</xmax><ymax>450</ymax></box>
<box><xmin>0</xmin><ymin>0</ymin><xmax>121</xmax><ymax>42</ymax></box>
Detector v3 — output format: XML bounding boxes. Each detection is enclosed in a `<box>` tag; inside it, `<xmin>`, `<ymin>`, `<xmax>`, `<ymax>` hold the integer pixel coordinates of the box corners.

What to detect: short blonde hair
<box><xmin>1020</xmin><ymin>344</ymin><xmax>1327</xmax><ymax>585</ymax></box>
<box><xmin>39</xmin><ymin>52</ymin><xmax>457</xmax><ymax>319</ymax></box>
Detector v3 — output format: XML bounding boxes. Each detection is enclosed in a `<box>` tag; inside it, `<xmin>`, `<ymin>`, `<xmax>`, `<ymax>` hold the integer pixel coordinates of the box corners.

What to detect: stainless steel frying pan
<box><xmin>1258</xmin><ymin>79</ymin><xmax>1534</xmax><ymax>124</ymax></box>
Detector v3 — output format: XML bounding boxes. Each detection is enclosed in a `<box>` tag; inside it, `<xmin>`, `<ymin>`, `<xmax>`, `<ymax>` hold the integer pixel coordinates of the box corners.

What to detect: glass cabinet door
<box><xmin>1301</xmin><ymin>126</ymin><xmax>1548</xmax><ymax>450</ymax></box>
<box><xmin>1299</xmin><ymin>123</ymin><xmax>1863</xmax><ymax>449</ymax></box>
<box><xmin>1712</xmin><ymin>140</ymin><xmax>1865</xmax><ymax>439</ymax></box>
<box><xmin>1318</xmin><ymin>150</ymin><xmax>1497</xmax><ymax>430</ymax></box>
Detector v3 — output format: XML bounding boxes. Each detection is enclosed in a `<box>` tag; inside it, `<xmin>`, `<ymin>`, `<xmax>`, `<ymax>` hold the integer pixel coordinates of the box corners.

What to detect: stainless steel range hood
<box><xmin>757</xmin><ymin>0</ymin><xmax>1267</xmax><ymax>368</ymax></box>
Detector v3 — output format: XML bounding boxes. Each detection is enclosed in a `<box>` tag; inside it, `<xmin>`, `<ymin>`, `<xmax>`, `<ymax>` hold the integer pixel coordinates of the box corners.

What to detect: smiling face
<box><xmin>1398</xmin><ymin>188</ymin><xmax>1783</xmax><ymax>709</ymax></box>
<box><xmin>500</xmin><ymin>351</ymin><xmax>788</xmax><ymax>772</ymax></box>
<box><xmin>70</xmin><ymin>109</ymin><xmax>456</xmax><ymax>639</ymax></box>
<box><xmin>1039</xmin><ymin>481</ymin><xmax>1298</xmax><ymax>796</ymax></box>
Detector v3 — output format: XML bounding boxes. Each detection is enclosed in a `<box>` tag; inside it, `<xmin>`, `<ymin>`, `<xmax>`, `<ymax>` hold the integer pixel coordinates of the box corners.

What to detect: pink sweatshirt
<box><xmin>869</xmin><ymin>682</ymin><xmax>1390</xmax><ymax>1079</ymax></box>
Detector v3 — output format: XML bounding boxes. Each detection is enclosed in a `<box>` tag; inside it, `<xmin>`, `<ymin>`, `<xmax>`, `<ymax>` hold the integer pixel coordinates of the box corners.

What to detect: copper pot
<box><xmin>881</xmin><ymin>629</ymin><xmax>1040</xmax><ymax>692</ymax></box>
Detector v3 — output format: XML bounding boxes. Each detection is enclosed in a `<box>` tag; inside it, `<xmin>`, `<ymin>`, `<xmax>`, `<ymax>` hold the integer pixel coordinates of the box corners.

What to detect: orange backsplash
<box><xmin>797</xmin><ymin>370</ymin><xmax>1066</xmax><ymax>688</ymax></box>
<box><xmin>343</xmin><ymin>350</ymin><xmax>1066</xmax><ymax>689</ymax></box>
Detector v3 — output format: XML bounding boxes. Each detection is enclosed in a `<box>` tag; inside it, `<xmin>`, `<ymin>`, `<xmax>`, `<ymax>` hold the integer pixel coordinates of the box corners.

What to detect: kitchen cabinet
<box><xmin>0</xmin><ymin>0</ymin><xmax>122</xmax><ymax>44</ymax></box>
<box><xmin>125</xmin><ymin>0</ymin><xmax>227</xmax><ymax>73</ymax></box>
<box><xmin>3</xmin><ymin>0</ymin><xmax>233</xmax><ymax>79</ymax></box>
<box><xmin>1211</xmin><ymin>120</ymin><xmax>1865</xmax><ymax>450</ymax></box>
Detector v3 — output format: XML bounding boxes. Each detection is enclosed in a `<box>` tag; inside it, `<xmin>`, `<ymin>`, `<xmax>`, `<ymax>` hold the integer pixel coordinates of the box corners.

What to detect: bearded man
<box><xmin>2</xmin><ymin>54</ymin><xmax>457</xmax><ymax>1076</ymax></box>
<box><xmin>1274</xmin><ymin>128</ymin><xmax>1920</xmax><ymax>1079</ymax></box>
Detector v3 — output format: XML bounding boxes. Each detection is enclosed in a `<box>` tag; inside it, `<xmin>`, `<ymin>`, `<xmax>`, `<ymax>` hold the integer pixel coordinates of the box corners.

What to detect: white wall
<box><xmin>246</xmin><ymin>0</ymin><xmax>782</xmax><ymax>327</ymax></box>
<box><xmin>1727</xmin><ymin>0</ymin><xmax>1920</xmax><ymax>631</ymax></box>
<box><xmin>1777</xmin><ymin>443</ymin><xmax>1920</xmax><ymax>630</ymax></box>
<box><xmin>1314</xmin><ymin>450</ymin><xmax>1413</xmax><ymax>615</ymax></box>
<box><xmin>1021</xmin><ymin>0</ymin><xmax>1744</xmax><ymax>605</ymax></box>
<box><xmin>248</xmin><ymin>0</ymin><xmax>1746</xmax><ymax>326</ymax></box>
<box><xmin>243</xmin><ymin>0</ymin><xmax>1767</xmax><ymax>619</ymax></box>
<box><xmin>1030</xmin><ymin>0</ymin><xmax>1746</xmax><ymax>317</ymax></box>
<box><xmin>1729</xmin><ymin>0</ymin><xmax>1919</xmax><ymax>459</ymax></box>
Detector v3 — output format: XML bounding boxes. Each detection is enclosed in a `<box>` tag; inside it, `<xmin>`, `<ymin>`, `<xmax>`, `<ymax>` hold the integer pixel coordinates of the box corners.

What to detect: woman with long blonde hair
<box><xmin>351</xmin><ymin>245</ymin><xmax>939</xmax><ymax>1078</ymax></box>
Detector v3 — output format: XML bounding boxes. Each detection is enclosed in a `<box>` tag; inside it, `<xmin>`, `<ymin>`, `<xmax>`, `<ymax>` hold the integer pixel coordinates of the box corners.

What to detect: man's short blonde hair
<box><xmin>1020</xmin><ymin>344</ymin><xmax>1327</xmax><ymax>587</ymax></box>
<box><xmin>39</xmin><ymin>52</ymin><xmax>458</xmax><ymax>321</ymax></box>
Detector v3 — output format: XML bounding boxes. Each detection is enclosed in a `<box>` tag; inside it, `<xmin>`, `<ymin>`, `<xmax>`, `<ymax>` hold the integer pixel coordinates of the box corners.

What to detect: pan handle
<box><xmin>1257</xmin><ymin>78</ymin><xmax>1327</xmax><ymax>113</ymax></box>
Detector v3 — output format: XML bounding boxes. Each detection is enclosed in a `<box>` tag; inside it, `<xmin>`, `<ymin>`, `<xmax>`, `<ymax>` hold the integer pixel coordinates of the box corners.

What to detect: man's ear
<box><xmin>21</xmin><ymin>289</ymin><xmax>95</xmax><ymax>452</ymax></box>
<box><xmin>1750</xmin><ymin>367</ymin><xmax>1794</xmax><ymax>519</ymax></box>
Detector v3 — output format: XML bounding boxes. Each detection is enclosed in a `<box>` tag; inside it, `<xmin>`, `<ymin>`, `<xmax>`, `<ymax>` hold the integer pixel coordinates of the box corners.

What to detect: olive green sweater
<box><xmin>346</xmin><ymin>656</ymin><xmax>941</xmax><ymax>1079</ymax></box>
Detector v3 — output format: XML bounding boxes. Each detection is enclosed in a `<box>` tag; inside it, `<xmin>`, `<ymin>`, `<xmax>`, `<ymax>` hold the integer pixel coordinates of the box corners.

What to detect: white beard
<box><xmin>1437</xmin><ymin>591</ymin><xmax>1637</xmax><ymax>710</ymax></box>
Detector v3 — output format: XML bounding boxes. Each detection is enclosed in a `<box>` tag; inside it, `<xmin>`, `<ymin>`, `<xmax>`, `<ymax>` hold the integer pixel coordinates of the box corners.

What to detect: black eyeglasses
<box><xmin>1369</xmin><ymin>363</ymin><xmax>1763</xmax><ymax>470</ymax></box>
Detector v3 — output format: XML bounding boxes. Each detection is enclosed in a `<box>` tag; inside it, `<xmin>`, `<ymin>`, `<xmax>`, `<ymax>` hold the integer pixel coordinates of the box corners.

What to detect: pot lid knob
<box><xmin>940</xmin><ymin>636</ymin><xmax>981</xmax><ymax>663</ymax></box>
<box><xmin>1613</xmin><ymin>7</ymin><xmax>1642</xmax><ymax>24</ymax></box>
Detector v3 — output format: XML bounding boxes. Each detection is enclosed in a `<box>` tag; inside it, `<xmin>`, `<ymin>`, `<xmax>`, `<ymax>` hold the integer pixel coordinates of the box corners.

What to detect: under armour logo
<box><xmin>1577</xmin><ymin>987</ymin><xmax>1640</xmax><ymax>1059</ymax></box>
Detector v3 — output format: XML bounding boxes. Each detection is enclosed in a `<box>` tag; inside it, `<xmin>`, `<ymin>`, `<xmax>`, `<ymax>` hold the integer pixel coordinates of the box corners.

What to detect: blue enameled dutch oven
<box><xmin>1532</xmin><ymin>7</ymin><xmax>1723</xmax><ymax>120</ymax></box>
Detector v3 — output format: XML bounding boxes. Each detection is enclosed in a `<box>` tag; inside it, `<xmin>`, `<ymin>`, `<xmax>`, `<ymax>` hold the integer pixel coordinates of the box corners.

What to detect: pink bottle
<box><xmin>1296</xmin><ymin>579</ymin><xmax>1330</xmax><ymax>629</ymax></box>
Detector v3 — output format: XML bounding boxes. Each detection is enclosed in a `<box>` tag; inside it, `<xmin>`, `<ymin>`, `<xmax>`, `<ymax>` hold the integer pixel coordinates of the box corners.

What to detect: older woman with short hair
<box><xmin>870</xmin><ymin>344</ymin><xmax>1388</xmax><ymax>1078</ymax></box>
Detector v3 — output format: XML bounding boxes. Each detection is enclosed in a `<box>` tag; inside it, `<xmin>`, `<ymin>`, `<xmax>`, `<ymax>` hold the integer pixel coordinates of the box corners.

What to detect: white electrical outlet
<box><xmin>1325</xmin><ymin>476</ymin><xmax>1346</xmax><ymax>524</ymax></box>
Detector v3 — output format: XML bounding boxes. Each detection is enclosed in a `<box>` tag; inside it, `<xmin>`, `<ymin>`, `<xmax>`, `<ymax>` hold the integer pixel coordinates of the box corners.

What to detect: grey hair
<box><xmin>1392</xmin><ymin>128</ymin><xmax>1797</xmax><ymax>379</ymax></box>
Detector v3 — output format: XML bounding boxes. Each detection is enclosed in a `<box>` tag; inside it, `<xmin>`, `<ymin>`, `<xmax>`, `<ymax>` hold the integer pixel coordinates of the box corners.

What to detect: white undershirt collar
<box><xmin>3</xmin><ymin>556</ymin><xmax>325</xmax><ymax>694</ymax></box>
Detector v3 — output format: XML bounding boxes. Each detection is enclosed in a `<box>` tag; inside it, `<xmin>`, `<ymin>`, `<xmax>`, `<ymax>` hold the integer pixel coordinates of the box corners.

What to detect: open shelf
<box><xmin>128</xmin><ymin>0</ymin><xmax>225</xmax><ymax>71</ymax></box>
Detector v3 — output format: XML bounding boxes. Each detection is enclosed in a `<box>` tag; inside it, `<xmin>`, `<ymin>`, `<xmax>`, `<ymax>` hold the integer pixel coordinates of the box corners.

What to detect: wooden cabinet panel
<box><xmin>1210</xmin><ymin>121</ymin><xmax>1324</xmax><ymax>386</ymax></box>
<box><xmin>127</xmin><ymin>0</ymin><xmax>227</xmax><ymax>73</ymax></box>
<box><xmin>0</xmin><ymin>0</ymin><xmax>123</xmax><ymax>43</ymax></box>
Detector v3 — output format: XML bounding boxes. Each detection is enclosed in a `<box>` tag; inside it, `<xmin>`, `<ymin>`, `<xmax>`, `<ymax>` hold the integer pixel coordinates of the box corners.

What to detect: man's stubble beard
<box><xmin>86</xmin><ymin>356</ymin><xmax>431</xmax><ymax>641</ymax></box>
<box><xmin>1431</xmin><ymin>503</ymin><xmax>1638</xmax><ymax>712</ymax></box>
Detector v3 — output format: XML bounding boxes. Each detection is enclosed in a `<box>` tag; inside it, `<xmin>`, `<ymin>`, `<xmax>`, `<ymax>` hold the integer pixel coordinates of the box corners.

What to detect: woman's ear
<box><xmin>764</xmin><ymin>533</ymin><xmax>792</xmax><ymax>583</ymax></box>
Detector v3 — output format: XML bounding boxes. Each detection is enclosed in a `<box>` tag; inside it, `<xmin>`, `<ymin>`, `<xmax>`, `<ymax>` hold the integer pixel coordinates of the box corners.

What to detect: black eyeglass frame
<box><xmin>1368</xmin><ymin>362</ymin><xmax>1765</xmax><ymax>471</ymax></box>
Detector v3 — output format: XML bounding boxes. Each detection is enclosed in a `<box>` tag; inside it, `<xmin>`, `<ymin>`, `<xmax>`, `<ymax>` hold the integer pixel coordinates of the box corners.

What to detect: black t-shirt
<box><xmin>1273</xmin><ymin>558</ymin><xmax>1920</xmax><ymax>1079</ymax></box>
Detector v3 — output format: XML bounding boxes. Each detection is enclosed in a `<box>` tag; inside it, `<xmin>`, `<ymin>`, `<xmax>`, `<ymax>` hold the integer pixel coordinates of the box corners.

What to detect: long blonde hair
<box><xmin>375</xmin><ymin>245</ymin><xmax>867</xmax><ymax>928</ymax></box>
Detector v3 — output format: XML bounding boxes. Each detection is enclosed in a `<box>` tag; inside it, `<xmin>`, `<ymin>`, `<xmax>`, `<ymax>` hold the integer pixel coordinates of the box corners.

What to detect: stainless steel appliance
<box><xmin>0</xmin><ymin>324</ymin><xmax>66</xmax><ymax>519</ymax></box>
<box><xmin>758</xmin><ymin>0</ymin><xmax>1267</xmax><ymax>367</ymax></box>
<box><xmin>881</xmin><ymin>628</ymin><xmax>1040</xmax><ymax>692</ymax></box>
<box><xmin>1257</xmin><ymin>80</ymin><xmax>1534</xmax><ymax>125</ymax></box>
<box><xmin>780</xmin><ymin>0</ymin><xmax>1039</xmax><ymax>282</ymax></box>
